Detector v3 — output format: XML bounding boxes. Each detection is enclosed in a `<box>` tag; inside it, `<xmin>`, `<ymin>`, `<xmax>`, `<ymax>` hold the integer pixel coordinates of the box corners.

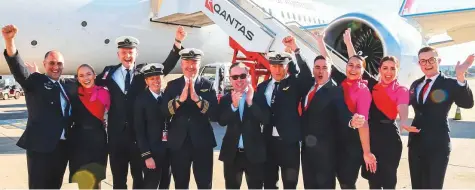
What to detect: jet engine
<box><xmin>322</xmin><ymin>12</ymin><xmax>425</xmax><ymax>86</ymax></box>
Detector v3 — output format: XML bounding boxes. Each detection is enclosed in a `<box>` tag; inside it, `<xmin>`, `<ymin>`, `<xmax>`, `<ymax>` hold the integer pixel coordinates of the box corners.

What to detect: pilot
<box><xmin>255</xmin><ymin>38</ymin><xmax>313</xmax><ymax>189</ymax></box>
<box><xmin>2</xmin><ymin>24</ymin><xmax>75</xmax><ymax>189</ymax></box>
<box><xmin>134</xmin><ymin>63</ymin><xmax>172</xmax><ymax>189</ymax></box>
<box><xmin>95</xmin><ymin>27</ymin><xmax>187</xmax><ymax>189</ymax></box>
<box><xmin>161</xmin><ymin>48</ymin><xmax>218</xmax><ymax>189</ymax></box>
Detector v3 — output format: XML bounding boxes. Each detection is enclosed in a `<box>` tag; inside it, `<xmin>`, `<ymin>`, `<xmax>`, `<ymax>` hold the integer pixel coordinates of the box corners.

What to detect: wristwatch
<box><xmin>294</xmin><ymin>48</ymin><xmax>301</xmax><ymax>54</ymax></box>
<box><xmin>175</xmin><ymin>96</ymin><xmax>183</xmax><ymax>105</ymax></box>
<box><xmin>194</xmin><ymin>96</ymin><xmax>203</xmax><ymax>103</ymax></box>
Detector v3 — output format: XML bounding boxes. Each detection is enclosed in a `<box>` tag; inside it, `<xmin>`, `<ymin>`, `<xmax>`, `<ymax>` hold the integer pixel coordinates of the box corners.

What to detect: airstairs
<box><xmin>151</xmin><ymin>0</ymin><xmax>349</xmax><ymax>86</ymax></box>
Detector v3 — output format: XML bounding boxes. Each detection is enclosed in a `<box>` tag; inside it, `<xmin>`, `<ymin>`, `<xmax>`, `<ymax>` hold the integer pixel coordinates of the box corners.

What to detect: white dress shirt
<box><xmin>231</xmin><ymin>89</ymin><xmax>247</xmax><ymax>148</ymax></box>
<box><xmin>149</xmin><ymin>89</ymin><xmax>161</xmax><ymax>99</ymax></box>
<box><xmin>112</xmin><ymin>65</ymin><xmax>134</xmax><ymax>93</ymax></box>
<box><xmin>416</xmin><ymin>73</ymin><xmax>466</xmax><ymax>104</ymax></box>
<box><xmin>304</xmin><ymin>80</ymin><xmax>329</xmax><ymax>107</ymax></box>
<box><xmin>264</xmin><ymin>76</ymin><xmax>288</xmax><ymax>137</ymax></box>
<box><xmin>49</xmin><ymin>78</ymin><xmax>70</xmax><ymax>140</ymax></box>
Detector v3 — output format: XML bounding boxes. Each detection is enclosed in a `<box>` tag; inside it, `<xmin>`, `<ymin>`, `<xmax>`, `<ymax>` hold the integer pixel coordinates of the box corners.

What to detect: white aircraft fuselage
<box><xmin>0</xmin><ymin>0</ymin><xmax>234</xmax><ymax>75</ymax></box>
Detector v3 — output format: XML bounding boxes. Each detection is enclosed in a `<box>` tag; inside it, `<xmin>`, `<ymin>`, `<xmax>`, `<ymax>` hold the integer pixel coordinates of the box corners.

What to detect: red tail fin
<box><xmin>205</xmin><ymin>0</ymin><xmax>214</xmax><ymax>13</ymax></box>
<box><xmin>399</xmin><ymin>0</ymin><xmax>416</xmax><ymax>15</ymax></box>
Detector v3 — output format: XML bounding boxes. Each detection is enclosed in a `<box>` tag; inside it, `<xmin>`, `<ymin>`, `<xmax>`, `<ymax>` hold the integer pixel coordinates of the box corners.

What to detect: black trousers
<box><xmin>363</xmin><ymin>125</ymin><xmax>403</xmax><ymax>189</ymax></box>
<box><xmin>223</xmin><ymin>150</ymin><xmax>264</xmax><ymax>189</ymax></box>
<box><xmin>301</xmin><ymin>142</ymin><xmax>336</xmax><ymax>189</ymax></box>
<box><xmin>26</xmin><ymin>140</ymin><xmax>68</xmax><ymax>189</ymax></box>
<box><xmin>336</xmin><ymin>141</ymin><xmax>362</xmax><ymax>189</ymax></box>
<box><xmin>264</xmin><ymin>137</ymin><xmax>300</xmax><ymax>189</ymax></box>
<box><xmin>170</xmin><ymin>139</ymin><xmax>214</xmax><ymax>189</ymax></box>
<box><xmin>409</xmin><ymin>143</ymin><xmax>450</xmax><ymax>189</ymax></box>
<box><xmin>109</xmin><ymin>137</ymin><xmax>144</xmax><ymax>189</ymax></box>
<box><xmin>142</xmin><ymin>153</ymin><xmax>171</xmax><ymax>189</ymax></box>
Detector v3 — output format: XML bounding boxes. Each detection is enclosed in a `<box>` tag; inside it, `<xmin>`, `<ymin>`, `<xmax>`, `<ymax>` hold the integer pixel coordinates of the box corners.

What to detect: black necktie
<box><xmin>271</xmin><ymin>81</ymin><xmax>280</xmax><ymax>107</ymax></box>
<box><xmin>125</xmin><ymin>69</ymin><xmax>131</xmax><ymax>94</ymax></box>
<box><xmin>157</xmin><ymin>96</ymin><xmax>162</xmax><ymax>104</ymax></box>
<box><xmin>419</xmin><ymin>79</ymin><xmax>432</xmax><ymax>104</ymax></box>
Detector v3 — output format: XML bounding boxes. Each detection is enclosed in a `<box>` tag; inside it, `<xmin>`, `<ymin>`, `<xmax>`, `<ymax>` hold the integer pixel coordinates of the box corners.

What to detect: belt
<box><xmin>237</xmin><ymin>148</ymin><xmax>245</xmax><ymax>152</ymax></box>
<box><xmin>370</xmin><ymin>119</ymin><xmax>395</xmax><ymax>124</ymax></box>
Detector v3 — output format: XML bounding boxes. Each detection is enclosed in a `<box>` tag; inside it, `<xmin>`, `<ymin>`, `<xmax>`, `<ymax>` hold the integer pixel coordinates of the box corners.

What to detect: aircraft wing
<box><xmin>402</xmin><ymin>7</ymin><xmax>475</xmax><ymax>48</ymax></box>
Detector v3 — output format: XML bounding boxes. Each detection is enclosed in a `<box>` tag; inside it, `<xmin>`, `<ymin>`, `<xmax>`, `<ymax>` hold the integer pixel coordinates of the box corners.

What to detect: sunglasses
<box><xmin>418</xmin><ymin>57</ymin><xmax>437</xmax><ymax>66</ymax></box>
<box><xmin>230</xmin><ymin>74</ymin><xmax>247</xmax><ymax>80</ymax></box>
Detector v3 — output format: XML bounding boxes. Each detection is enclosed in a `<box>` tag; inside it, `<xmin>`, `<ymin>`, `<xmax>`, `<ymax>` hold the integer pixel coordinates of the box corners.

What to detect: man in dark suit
<box><xmin>95</xmin><ymin>27</ymin><xmax>187</xmax><ymax>189</ymax></box>
<box><xmin>217</xmin><ymin>63</ymin><xmax>270</xmax><ymax>189</ymax></box>
<box><xmin>2</xmin><ymin>25</ymin><xmax>74</xmax><ymax>189</ymax></box>
<box><xmin>404</xmin><ymin>46</ymin><xmax>474</xmax><ymax>189</ymax></box>
<box><xmin>161</xmin><ymin>48</ymin><xmax>218</xmax><ymax>189</ymax></box>
<box><xmin>257</xmin><ymin>36</ymin><xmax>313</xmax><ymax>189</ymax></box>
<box><xmin>291</xmin><ymin>48</ymin><xmax>364</xmax><ymax>188</ymax></box>
<box><xmin>134</xmin><ymin>63</ymin><xmax>171</xmax><ymax>189</ymax></box>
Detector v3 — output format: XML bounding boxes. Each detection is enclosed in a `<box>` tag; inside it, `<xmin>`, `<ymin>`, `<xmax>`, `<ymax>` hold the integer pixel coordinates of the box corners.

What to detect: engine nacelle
<box><xmin>323</xmin><ymin>12</ymin><xmax>425</xmax><ymax>87</ymax></box>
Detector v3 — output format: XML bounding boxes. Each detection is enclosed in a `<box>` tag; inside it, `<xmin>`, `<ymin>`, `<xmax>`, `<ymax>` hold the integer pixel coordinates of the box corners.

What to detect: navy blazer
<box><xmin>408</xmin><ymin>73</ymin><xmax>473</xmax><ymax>151</ymax></box>
<box><xmin>4</xmin><ymin>50</ymin><xmax>75</xmax><ymax>153</ymax></box>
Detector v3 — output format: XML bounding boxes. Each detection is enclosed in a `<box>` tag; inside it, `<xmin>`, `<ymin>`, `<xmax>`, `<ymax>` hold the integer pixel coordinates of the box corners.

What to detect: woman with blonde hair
<box><xmin>68</xmin><ymin>64</ymin><xmax>110</xmax><ymax>189</ymax></box>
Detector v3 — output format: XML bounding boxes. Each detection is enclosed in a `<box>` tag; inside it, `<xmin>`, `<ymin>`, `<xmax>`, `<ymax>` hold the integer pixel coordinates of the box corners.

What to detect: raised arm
<box><xmin>163</xmin><ymin>26</ymin><xmax>187</xmax><ymax>76</ymax></box>
<box><xmin>342</xmin><ymin>28</ymin><xmax>378</xmax><ymax>86</ymax></box>
<box><xmin>315</xmin><ymin>31</ymin><xmax>330</xmax><ymax>59</ymax></box>
<box><xmin>282</xmin><ymin>36</ymin><xmax>300</xmax><ymax>76</ymax></box>
<box><xmin>2</xmin><ymin>25</ymin><xmax>35</xmax><ymax>92</ymax></box>
<box><xmin>453</xmin><ymin>54</ymin><xmax>475</xmax><ymax>108</ymax></box>
<box><xmin>343</xmin><ymin>28</ymin><xmax>357</xmax><ymax>57</ymax></box>
<box><xmin>282</xmin><ymin>36</ymin><xmax>313</xmax><ymax>94</ymax></box>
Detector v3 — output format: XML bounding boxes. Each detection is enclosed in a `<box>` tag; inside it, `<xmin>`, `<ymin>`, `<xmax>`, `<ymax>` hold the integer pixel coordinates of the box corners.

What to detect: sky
<box><xmin>316</xmin><ymin>0</ymin><xmax>475</xmax><ymax>65</ymax></box>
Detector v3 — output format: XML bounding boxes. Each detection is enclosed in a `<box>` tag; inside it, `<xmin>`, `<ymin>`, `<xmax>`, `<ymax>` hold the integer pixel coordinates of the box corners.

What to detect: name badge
<box><xmin>102</xmin><ymin>70</ymin><xmax>110</xmax><ymax>80</ymax></box>
<box><xmin>162</xmin><ymin>129</ymin><xmax>168</xmax><ymax>142</ymax></box>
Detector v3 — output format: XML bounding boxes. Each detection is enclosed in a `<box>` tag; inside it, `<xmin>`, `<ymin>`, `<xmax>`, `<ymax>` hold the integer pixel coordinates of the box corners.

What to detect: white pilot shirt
<box><xmin>416</xmin><ymin>73</ymin><xmax>466</xmax><ymax>103</ymax></box>
<box><xmin>150</xmin><ymin>89</ymin><xmax>161</xmax><ymax>100</ymax></box>
<box><xmin>112</xmin><ymin>65</ymin><xmax>134</xmax><ymax>93</ymax></box>
<box><xmin>49</xmin><ymin>78</ymin><xmax>70</xmax><ymax>140</ymax></box>
<box><xmin>265</xmin><ymin>75</ymin><xmax>289</xmax><ymax>137</ymax></box>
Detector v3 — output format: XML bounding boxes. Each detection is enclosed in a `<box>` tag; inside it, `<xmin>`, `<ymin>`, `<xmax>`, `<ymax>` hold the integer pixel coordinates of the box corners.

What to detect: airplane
<box><xmin>0</xmin><ymin>0</ymin><xmax>474</xmax><ymax>87</ymax></box>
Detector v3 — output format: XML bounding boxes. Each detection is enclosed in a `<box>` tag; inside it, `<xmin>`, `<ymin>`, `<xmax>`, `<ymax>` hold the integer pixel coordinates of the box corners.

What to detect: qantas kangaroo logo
<box><xmin>205</xmin><ymin>0</ymin><xmax>214</xmax><ymax>13</ymax></box>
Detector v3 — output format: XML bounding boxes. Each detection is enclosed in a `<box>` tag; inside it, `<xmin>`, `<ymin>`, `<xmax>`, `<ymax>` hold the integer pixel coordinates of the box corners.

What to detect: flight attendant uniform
<box><xmin>336</xmin><ymin>78</ymin><xmax>372</xmax><ymax>189</ymax></box>
<box><xmin>362</xmin><ymin>80</ymin><xmax>408</xmax><ymax>189</ymax></box>
<box><xmin>69</xmin><ymin>86</ymin><xmax>110</xmax><ymax>189</ymax></box>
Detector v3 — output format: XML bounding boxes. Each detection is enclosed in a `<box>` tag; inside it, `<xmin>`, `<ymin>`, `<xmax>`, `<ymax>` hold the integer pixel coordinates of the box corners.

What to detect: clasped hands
<box><xmin>178</xmin><ymin>77</ymin><xmax>200</xmax><ymax>103</ymax></box>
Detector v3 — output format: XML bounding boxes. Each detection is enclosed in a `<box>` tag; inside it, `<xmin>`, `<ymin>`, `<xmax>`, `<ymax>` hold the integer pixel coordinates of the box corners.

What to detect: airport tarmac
<box><xmin>0</xmin><ymin>80</ymin><xmax>475</xmax><ymax>189</ymax></box>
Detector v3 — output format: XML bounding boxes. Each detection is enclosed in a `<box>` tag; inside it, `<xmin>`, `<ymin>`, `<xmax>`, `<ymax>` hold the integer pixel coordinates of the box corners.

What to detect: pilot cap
<box><xmin>268</xmin><ymin>52</ymin><xmax>292</xmax><ymax>65</ymax></box>
<box><xmin>140</xmin><ymin>63</ymin><xmax>164</xmax><ymax>78</ymax></box>
<box><xmin>116</xmin><ymin>36</ymin><xmax>140</xmax><ymax>49</ymax></box>
<box><xmin>179</xmin><ymin>48</ymin><xmax>203</xmax><ymax>60</ymax></box>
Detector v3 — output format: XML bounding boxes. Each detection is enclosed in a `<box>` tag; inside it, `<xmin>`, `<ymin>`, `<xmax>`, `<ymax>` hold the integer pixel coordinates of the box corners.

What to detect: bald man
<box><xmin>2</xmin><ymin>25</ymin><xmax>75</xmax><ymax>189</ymax></box>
